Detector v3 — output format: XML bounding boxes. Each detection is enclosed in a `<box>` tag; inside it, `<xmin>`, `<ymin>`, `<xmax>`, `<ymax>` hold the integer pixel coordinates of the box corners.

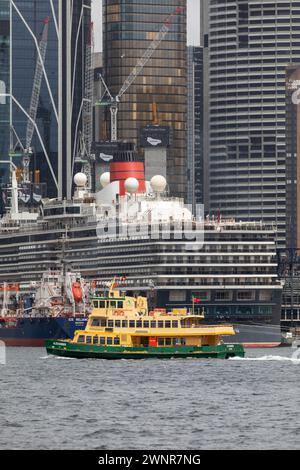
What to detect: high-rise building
<box><xmin>201</xmin><ymin>0</ymin><xmax>300</xmax><ymax>247</ymax></box>
<box><xmin>0</xmin><ymin>0</ymin><xmax>10</xmax><ymax>185</ymax></box>
<box><xmin>187</xmin><ymin>46</ymin><xmax>203</xmax><ymax>209</ymax></box>
<box><xmin>6</xmin><ymin>0</ymin><xmax>91</xmax><ymax>198</ymax></box>
<box><xmin>285</xmin><ymin>65</ymin><xmax>300</xmax><ymax>250</ymax></box>
<box><xmin>102</xmin><ymin>0</ymin><xmax>187</xmax><ymax>198</ymax></box>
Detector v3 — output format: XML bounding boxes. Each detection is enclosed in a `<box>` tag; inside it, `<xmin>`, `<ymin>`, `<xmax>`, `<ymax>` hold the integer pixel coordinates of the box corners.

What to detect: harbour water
<box><xmin>1</xmin><ymin>348</ymin><xmax>300</xmax><ymax>450</ymax></box>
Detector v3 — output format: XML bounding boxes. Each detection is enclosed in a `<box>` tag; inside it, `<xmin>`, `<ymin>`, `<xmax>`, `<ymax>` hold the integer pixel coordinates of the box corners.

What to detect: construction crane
<box><xmin>97</xmin><ymin>6</ymin><xmax>184</xmax><ymax>142</ymax></box>
<box><xmin>22</xmin><ymin>17</ymin><xmax>50</xmax><ymax>183</ymax></box>
<box><xmin>76</xmin><ymin>22</ymin><xmax>95</xmax><ymax>191</ymax></box>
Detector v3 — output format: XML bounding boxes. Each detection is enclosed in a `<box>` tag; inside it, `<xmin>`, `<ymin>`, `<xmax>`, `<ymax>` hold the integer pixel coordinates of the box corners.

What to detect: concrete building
<box><xmin>187</xmin><ymin>46</ymin><xmax>203</xmax><ymax>210</ymax></box>
<box><xmin>201</xmin><ymin>0</ymin><xmax>300</xmax><ymax>247</ymax></box>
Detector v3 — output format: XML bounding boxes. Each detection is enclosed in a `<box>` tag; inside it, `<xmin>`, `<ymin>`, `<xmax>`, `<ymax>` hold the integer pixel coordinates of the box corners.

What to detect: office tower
<box><xmin>286</xmin><ymin>65</ymin><xmax>300</xmax><ymax>249</ymax></box>
<box><xmin>102</xmin><ymin>0</ymin><xmax>187</xmax><ymax>198</ymax></box>
<box><xmin>0</xmin><ymin>0</ymin><xmax>10</xmax><ymax>185</ymax></box>
<box><xmin>201</xmin><ymin>0</ymin><xmax>300</xmax><ymax>247</ymax></box>
<box><xmin>187</xmin><ymin>46</ymin><xmax>203</xmax><ymax>209</ymax></box>
<box><xmin>8</xmin><ymin>0</ymin><xmax>90</xmax><ymax>198</ymax></box>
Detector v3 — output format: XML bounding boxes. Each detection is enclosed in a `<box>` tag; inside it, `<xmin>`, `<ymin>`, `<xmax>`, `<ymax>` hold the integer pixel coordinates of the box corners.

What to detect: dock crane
<box><xmin>23</xmin><ymin>17</ymin><xmax>50</xmax><ymax>183</ymax></box>
<box><xmin>97</xmin><ymin>6</ymin><xmax>184</xmax><ymax>142</ymax></box>
<box><xmin>75</xmin><ymin>22</ymin><xmax>95</xmax><ymax>191</ymax></box>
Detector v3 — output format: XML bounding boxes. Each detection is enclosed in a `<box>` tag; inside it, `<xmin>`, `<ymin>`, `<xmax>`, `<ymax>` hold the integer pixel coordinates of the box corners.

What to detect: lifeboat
<box><xmin>72</xmin><ymin>282</ymin><xmax>83</xmax><ymax>303</ymax></box>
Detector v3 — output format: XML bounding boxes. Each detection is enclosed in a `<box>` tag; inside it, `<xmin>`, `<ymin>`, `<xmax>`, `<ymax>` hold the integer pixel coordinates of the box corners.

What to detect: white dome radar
<box><xmin>150</xmin><ymin>175</ymin><xmax>167</xmax><ymax>193</ymax></box>
<box><xmin>125</xmin><ymin>177</ymin><xmax>139</xmax><ymax>194</ymax></box>
<box><xmin>74</xmin><ymin>172</ymin><xmax>87</xmax><ymax>188</ymax></box>
<box><xmin>100</xmin><ymin>172</ymin><xmax>111</xmax><ymax>188</ymax></box>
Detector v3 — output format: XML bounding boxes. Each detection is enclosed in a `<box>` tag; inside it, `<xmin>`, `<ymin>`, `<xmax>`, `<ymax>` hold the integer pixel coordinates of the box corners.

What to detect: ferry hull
<box><xmin>0</xmin><ymin>317</ymin><xmax>87</xmax><ymax>347</ymax></box>
<box><xmin>45</xmin><ymin>340</ymin><xmax>245</xmax><ymax>360</ymax></box>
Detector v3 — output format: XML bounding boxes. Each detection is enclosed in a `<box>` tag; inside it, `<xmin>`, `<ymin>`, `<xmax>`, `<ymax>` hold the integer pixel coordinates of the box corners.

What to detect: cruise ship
<box><xmin>0</xmin><ymin>153</ymin><xmax>283</xmax><ymax>347</ymax></box>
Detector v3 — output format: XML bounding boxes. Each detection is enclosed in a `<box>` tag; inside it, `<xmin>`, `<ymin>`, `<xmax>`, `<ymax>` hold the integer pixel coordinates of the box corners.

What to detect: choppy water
<box><xmin>1</xmin><ymin>347</ymin><xmax>300</xmax><ymax>450</ymax></box>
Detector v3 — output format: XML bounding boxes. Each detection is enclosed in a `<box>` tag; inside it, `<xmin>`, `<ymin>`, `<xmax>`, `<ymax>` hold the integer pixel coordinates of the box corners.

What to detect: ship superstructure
<box><xmin>0</xmin><ymin>152</ymin><xmax>283</xmax><ymax>346</ymax></box>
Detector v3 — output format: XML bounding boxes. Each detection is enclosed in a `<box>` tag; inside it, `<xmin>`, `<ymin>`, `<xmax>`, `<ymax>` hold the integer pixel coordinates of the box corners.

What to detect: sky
<box><xmin>91</xmin><ymin>0</ymin><xmax>201</xmax><ymax>52</ymax></box>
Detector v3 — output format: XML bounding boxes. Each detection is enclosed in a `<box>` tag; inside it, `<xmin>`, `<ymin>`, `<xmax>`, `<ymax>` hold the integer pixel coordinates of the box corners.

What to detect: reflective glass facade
<box><xmin>103</xmin><ymin>0</ymin><xmax>187</xmax><ymax>198</ymax></box>
<box><xmin>285</xmin><ymin>65</ymin><xmax>300</xmax><ymax>250</ymax></box>
<box><xmin>9</xmin><ymin>0</ymin><xmax>90</xmax><ymax>197</ymax></box>
<box><xmin>0</xmin><ymin>0</ymin><xmax>10</xmax><ymax>184</ymax></box>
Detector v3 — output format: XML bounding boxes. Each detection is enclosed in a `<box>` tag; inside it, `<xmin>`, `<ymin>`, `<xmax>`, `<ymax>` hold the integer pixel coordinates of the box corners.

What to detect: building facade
<box><xmin>102</xmin><ymin>0</ymin><xmax>187</xmax><ymax>198</ymax></box>
<box><xmin>187</xmin><ymin>46</ymin><xmax>203</xmax><ymax>210</ymax></box>
<box><xmin>201</xmin><ymin>0</ymin><xmax>300</xmax><ymax>247</ymax></box>
<box><xmin>285</xmin><ymin>65</ymin><xmax>300</xmax><ymax>250</ymax></box>
<box><xmin>0</xmin><ymin>0</ymin><xmax>10</xmax><ymax>185</ymax></box>
<box><xmin>7</xmin><ymin>0</ymin><xmax>91</xmax><ymax>198</ymax></box>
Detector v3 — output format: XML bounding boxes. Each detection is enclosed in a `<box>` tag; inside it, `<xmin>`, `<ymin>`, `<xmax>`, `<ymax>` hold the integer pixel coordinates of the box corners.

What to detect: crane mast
<box><xmin>82</xmin><ymin>22</ymin><xmax>94</xmax><ymax>190</ymax></box>
<box><xmin>98</xmin><ymin>6</ymin><xmax>184</xmax><ymax>142</ymax></box>
<box><xmin>76</xmin><ymin>22</ymin><xmax>95</xmax><ymax>191</ymax></box>
<box><xmin>23</xmin><ymin>17</ymin><xmax>50</xmax><ymax>183</ymax></box>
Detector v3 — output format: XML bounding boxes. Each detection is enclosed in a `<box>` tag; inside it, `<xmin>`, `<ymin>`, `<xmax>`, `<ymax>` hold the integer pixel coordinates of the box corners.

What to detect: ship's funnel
<box><xmin>109</xmin><ymin>144</ymin><xmax>146</xmax><ymax>196</ymax></box>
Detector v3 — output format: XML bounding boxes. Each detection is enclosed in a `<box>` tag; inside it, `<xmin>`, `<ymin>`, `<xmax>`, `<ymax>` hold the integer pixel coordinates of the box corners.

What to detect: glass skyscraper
<box><xmin>103</xmin><ymin>0</ymin><xmax>187</xmax><ymax>198</ymax></box>
<box><xmin>202</xmin><ymin>0</ymin><xmax>300</xmax><ymax>247</ymax></box>
<box><xmin>4</xmin><ymin>0</ymin><xmax>91</xmax><ymax>197</ymax></box>
<box><xmin>0</xmin><ymin>0</ymin><xmax>10</xmax><ymax>184</ymax></box>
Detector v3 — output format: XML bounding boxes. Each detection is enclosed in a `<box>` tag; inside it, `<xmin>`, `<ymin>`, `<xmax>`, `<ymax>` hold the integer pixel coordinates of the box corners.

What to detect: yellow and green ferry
<box><xmin>45</xmin><ymin>283</ymin><xmax>245</xmax><ymax>360</ymax></box>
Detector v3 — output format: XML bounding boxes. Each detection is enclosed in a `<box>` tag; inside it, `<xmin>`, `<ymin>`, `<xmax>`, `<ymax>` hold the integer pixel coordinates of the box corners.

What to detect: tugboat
<box><xmin>46</xmin><ymin>280</ymin><xmax>245</xmax><ymax>359</ymax></box>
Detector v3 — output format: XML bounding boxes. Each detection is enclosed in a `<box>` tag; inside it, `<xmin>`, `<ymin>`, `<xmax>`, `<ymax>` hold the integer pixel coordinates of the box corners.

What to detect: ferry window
<box><xmin>172</xmin><ymin>321</ymin><xmax>179</xmax><ymax>328</ymax></box>
<box><xmin>91</xmin><ymin>319</ymin><xmax>100</xmax><ymax>327</ymax></box>
<box><xmin>77</xmin><ymin>335</ymin><xmax>85</xmax><ymax>343</ymax></box>
<box><xmin>122</xmin><ymin>320</ymin><xmax>128</xmax><ymax>328</ymax></box>
<box><xmin>86</xmin><ymin>336</ymin><xmax>92</xmax><ymax>344</ymax></box>
<box><xmin>158</xmin><ymin>338</ymin><xmax>164</xmax><ymax>346</ymax></box>
<box><xmin>100</xmin><ymin>319</ymin><xmax>107</xmax><ymax>327</ymax></box>
<box><xmin>165</xmin><ymin>321</ymin><xmax>171</xmax><ymax>328</ymax></box>
<box><xmin>117</xmin><ymin>301</ymin><xmax>123</xmax><ymax>308</ymax></box>
<box><xmin>115</xmin><ymin>320</ymin><xmax>121</xmax><ymax>328</ymax></box>
<box><xmin>114</xmin><ymin>337</ymin><xmax>120</xmax><ymax>345</ymax></box>
<box><xmin>100</xmin><ymin>337</ymin><xmax>106</xmax><ymax>345</ymax></box>
<box><xmin>129</xmin><ymin>320</ymin><xmax>135</xmax><ymax>328</ymax></box>
<box><xmin>143</xmin><ymin>321</ymin><xmax>150</xmax><ymax>328</ymax></box>
<box><xmin>158</xmin><ymin>321</ymin><xmax>164</xmax><ymax>328</ymax></box>
<box><xmin>107</xmin><ymin>337</ymin><xmax>113</xmax><ymax>345</ymax></box>
<box><xmin>110</xmin><ymin>301</ymin><xmax>117</xmax><ymax>308</ymax></box>
<box><xmin>151</xmin><ymin>321</ymin><xmax>157</xmax><ymax>328</ymax></box>
<box><xmin>165</xmin><ymin>338</ymin><xmax>172</xmax><ymax>346</ymax></box>
<box><xmin>93</xmin><ymin>336</ymin><xmax>99</xmax><ymax>345</ymax></box>
<box><xmin>93</xmin><ymin>301</ymin><xmax>99</xmax><ymax>308</ymax></box>
<box><xmin>136</xmin><ymin>320</ymin><xmax>142</xmax><ymax>328</ymax></box>
<box><xmin>181</xmin><ymin>338</ymin><xmax>186</xmax><ymax>346</ymax></box>
<box><xmin>107</xmin><ymin>320</ymin><xmax>114</xmax><ymax>328</ymax></box>
<box><xmin>99</xmin><ymin>301</ymin><xmax>106</xmax><ymax>308</ymax></box>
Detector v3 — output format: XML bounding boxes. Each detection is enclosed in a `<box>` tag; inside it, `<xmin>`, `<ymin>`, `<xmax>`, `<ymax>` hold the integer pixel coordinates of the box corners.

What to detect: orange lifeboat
<box><xmin>72</xmin><ymin>282</ymin><xmax>83</xmax><ymax>303</ymax></box>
